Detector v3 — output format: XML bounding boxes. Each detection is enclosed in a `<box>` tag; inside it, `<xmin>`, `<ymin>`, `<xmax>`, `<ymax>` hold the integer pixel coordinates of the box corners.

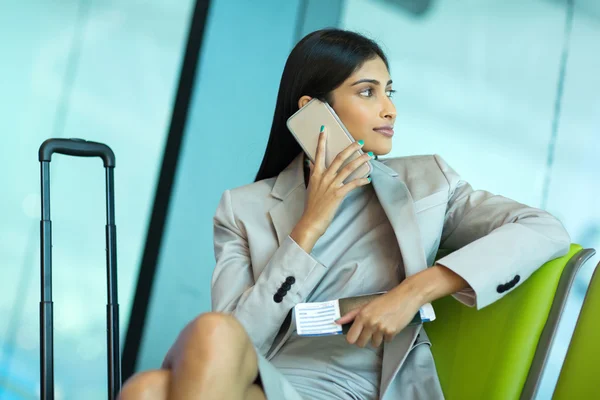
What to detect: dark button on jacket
<box><xmin>496</xmin><ymin>275</ymin><xmax>521</xmax><ymax>294</ymax></box>
<box><xmin>273</xmin><ymin>276</ymin><xmax>296</xmax><ymax>303</ymax></box>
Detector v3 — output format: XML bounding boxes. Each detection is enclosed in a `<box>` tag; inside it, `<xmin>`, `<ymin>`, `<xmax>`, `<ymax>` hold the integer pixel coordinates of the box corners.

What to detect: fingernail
<box><xmin>357</xmin><ymin>140</ymin><xmax>364</xmax><ymax>146</ymax></box>
<box><xmin>320</xmin><ymin>125</ymin><xmax>325</xmax><ymax>133</ymax></box>
<box><xmin>367</xmin><ymin>151</ymin><xmax>374</xmax><ymax>157</ymax></box>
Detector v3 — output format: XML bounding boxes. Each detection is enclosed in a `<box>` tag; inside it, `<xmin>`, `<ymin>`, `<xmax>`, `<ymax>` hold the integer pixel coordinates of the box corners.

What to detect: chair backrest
<box><xmin>426</xmin><ymin>244</ymin><xmax>586</xmax><ymax>400</ymax></box>
<box><xmin>552</xmin><ymin>261</ymin><xmax>600</xmax><ymax>399</ymax></box>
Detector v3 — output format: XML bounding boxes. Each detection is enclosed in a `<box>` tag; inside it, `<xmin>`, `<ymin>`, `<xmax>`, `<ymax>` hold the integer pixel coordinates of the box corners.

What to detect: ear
<box><xmin>297</xmin><ymin>95</ymin><xmax>313</xmax><ymax>110</ymax></box>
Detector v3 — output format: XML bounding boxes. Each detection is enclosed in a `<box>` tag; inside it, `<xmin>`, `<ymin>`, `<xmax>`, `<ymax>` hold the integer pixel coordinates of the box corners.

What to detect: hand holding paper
<box><xmin>294</xmin><ymin>290</ymin><xmax>435</xmax><ymax>345</ymax></box>
<box><xmin>335</xmin><ymin>287</ymin><xmax>432</xmax><ymax>348</ymax></box>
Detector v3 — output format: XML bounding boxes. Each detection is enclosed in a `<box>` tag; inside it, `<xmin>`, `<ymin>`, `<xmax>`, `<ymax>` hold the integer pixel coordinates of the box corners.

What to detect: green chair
<box><xmin>426</xmin><ymin>245</ymin><xmax>595</xmax><ymax>400</ymax></box>
<box><xmin>552</xmin><ymin>260</ymin><xmax>600</xmax><ymax>399</ymax></box>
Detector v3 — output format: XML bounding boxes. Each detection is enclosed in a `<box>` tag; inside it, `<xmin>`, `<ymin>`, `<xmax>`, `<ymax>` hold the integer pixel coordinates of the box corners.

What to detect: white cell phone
<box><xmin>286</xmin><ymin>98</ymin><xmax>372</xmax><ymax>183</ymax></box>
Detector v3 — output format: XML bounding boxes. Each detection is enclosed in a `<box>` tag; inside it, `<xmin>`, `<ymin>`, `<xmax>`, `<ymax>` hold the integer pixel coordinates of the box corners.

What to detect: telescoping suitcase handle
<box><xmin>39</xmin><ymin>138</ymin><xmax>116</xmax><ymax>167</ymax></box>
<box><xmin>39</xmin><ymin>138</ymin><xmax>121</xmax><ymax>400</ymax></box>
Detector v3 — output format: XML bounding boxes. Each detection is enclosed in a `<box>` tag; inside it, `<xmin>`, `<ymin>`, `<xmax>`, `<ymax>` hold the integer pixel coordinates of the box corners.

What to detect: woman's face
<box><xmin>329</xmin><ymin>56</ymin><xmax>397</xmax><ymax>156</ymax></box>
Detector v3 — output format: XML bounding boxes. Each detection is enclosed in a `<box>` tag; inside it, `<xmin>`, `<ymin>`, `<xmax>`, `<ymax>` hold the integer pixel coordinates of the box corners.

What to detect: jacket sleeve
<box><xmin>211</xmin><ymin>189</ymin><xmax>328</xmax><ymax>355</ymax></box>
<box><xmin>432</xmin><ymin>155</ymin><xmax>571</xmax><ymax>310</ymax></box>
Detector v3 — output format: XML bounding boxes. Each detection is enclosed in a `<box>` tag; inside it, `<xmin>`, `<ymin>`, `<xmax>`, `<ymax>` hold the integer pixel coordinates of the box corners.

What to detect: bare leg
<box><xmin>162</xmin><ymin>312</ymin><xmax>265</xmax><ymax>399</ymax></box>
<box><xmin>118</xmin><ymin>370</ymin><xmax>170</xmax><ymax>400</ymax></box>
<box><xmin>119</xmin><ymin>312</ymin><xmax>266</xmax><ymax>400</ymax></box>
<box><xmin>118</xmin><ymin>369</ymin><xmax>265</xmax><ymax>400</ymax></box>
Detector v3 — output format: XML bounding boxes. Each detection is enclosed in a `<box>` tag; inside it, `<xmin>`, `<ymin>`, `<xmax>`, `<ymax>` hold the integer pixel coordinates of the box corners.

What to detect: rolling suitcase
<box><xmin>38</xmin><ymin>138</ymin><xmax>121</xmax><ymax>400</ymax></box>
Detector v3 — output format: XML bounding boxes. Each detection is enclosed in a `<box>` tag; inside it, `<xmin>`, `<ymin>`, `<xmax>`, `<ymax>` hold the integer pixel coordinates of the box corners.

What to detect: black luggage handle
<box><xmin>39</xmin><ymin>138</ymin><xmax>116</xmax><ymax>168</ymax></box>
<box><xmin>39</xmin><ymin>138</ymin><xmax>121</xmax><ymax>400</ymax></box>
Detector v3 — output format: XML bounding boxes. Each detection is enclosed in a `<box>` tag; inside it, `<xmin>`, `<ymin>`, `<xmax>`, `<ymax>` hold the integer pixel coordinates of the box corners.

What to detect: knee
<box><xmin>117</xmin><ymin>370</ymin><xmax>169</xmax><ymax>400</ymax></box>
<box><xmin>163</xmin><ymin>312</ymin><xmax>242</xmax><ymax>368</ymax></box>
<box><xmin>163</xmin><ymin>312</ymin><xmax>252</xmax><ymax>370</ymax></box>
<box><xmin>185</xmin><ymin>312</ymin><xmax>245</xmax><ymax>347</ymax></box>
<box><xmin>192</xmin><ymin>313</ymin><xmax>260</xmax><ymax>383</ymax></box>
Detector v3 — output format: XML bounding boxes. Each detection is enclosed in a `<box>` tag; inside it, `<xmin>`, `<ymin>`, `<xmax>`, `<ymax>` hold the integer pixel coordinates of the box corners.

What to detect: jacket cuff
<box><xmin>436</xmin><ymin>223</ymin><xmax>569</xmax><ymax>310</ymax></box>
<box><xmin>234</xmin><ymin>235</ymin><xmax>327</xmax><ymax>354</ymax></box>
<box><xmin>275</xmin><ymin>235</ymin><xmax>327</xmax><ymax>303</ymax></box>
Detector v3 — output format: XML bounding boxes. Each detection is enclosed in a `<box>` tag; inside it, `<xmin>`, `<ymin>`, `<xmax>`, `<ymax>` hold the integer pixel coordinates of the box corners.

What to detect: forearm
<box><xmin>402</xmin><ymin>264</ymin><xmax>470</xmax><ymax>306</ymax></box>
<box><xmin>290</xmin><ymin>218</ymin><xmax>322</xmax><ymax>254</ymax></box>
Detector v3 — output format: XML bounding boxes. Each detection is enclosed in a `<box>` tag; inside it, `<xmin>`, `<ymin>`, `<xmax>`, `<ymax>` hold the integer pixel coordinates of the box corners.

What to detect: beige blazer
<box><xmin>211</xmin><ymin>153</ymin><xmax>570</xmax><ymax>400</ymax></box>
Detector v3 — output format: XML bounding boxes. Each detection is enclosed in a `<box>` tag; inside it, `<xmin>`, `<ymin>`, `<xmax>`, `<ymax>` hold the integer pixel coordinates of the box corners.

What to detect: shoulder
<box><xmin>378</xmin><ymin>154</ymin><xmax>460</xmax><ymax>198</ymax></box>
<box><xmin>379</xmin><ymin>154</ymin><xmax>455</xmax><ymax>181</ymax></box>
<box><xmin>217</xmin><ymin>177</ymin><xmax>279</xmax><ymax>216</ymax></box>
<box><xmin>228</xmin><ymin>177</ymin><xmax>277</xmax><ymax>199</ymax></box>
<box><xmin>379</xmin><ymin>154</ymin><xmax>437</xmax><ymax>170</ymax></box>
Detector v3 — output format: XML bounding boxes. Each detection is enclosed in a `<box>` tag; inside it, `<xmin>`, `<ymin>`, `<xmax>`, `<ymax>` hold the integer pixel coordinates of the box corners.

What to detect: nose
<box><xmin>380</xmin><ymin>97</ymin><xmax>397</xmax><ymax>122</ymax></box>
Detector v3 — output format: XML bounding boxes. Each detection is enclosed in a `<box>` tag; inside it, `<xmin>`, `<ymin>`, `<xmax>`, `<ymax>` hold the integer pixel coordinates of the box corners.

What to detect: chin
<box><xmin>376</xmin><ymin>146</ymin><xmax>392</xmax><ymax>156</ymax></box>
<box><xmin>370</xmin><ymin>142</ymin><xmax>393</xmax><ymax>157</ymax></box>
<box><xmin>362</xmin><ymin>135</ymin><xmax>393</xmax><ymax>156</ymax></box>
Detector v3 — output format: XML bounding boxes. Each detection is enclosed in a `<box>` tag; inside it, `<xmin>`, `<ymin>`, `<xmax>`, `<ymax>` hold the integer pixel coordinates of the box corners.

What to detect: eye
<box><xmin>359</xmin><ymin>88</ymin><xmax>374</xmax><ymax>97</ymax></box>
<box><xmin>386</xmin><ymin>89</ymin><xmax>396</xmax><ymax>98</ymax></box>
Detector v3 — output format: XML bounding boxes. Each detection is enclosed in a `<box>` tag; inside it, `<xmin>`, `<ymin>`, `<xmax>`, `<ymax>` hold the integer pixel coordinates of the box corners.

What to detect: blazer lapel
<box><xmin>380</xmin><ymin>325</ymin><xmax>420</xmax><ymax>400</ymax></box>
<box><xmin>370</xmin><ymin>160</ymin><xmax>429</xmax><ymax>399</ymax></box>
<box><xmin>370</xmin><ymin>160</ymin><xmax>428</xmax><ymax>277</ymax></box>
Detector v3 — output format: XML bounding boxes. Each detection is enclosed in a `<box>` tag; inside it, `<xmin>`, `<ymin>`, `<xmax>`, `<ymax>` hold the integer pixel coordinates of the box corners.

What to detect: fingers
<box><xmin>335</xmin><ymin>307</ymin><xmax>361</xmax><ymax>325</ymax></box>
<box><xmin>309</xmin><ymin>124</ymin><xmax>372</xmax><ymax>192</ymax></box>
<box><xmin>333</xmin><ymin>152</ymin><xmax>373</xmax><ymax>186</ymax></box>
<box><xmin>324</xmin><ymin>139</ymin><xmax>365</xmax><ymax>181</ymax></box>
<box><xmin>313</xmin><ymin>125</ymin><xmax>327</xmax><ymax>174</ymax></box>
<box><xmin>346</xmin><ymin>319</ymin><xmax>363</xmax><ymax>345</ymax></box>
<box><xmin>372</xmin><ymin>332</ymin><xmax>384</xmax><ymax>348</ymax></box>
<box><xmin>355</xmin><ymin>326</ymin><xmax>374</xmax><ymax>348</ymax></box>
<box><xmin>350</xmin><ymin>325</ymin><xmax>392</xmax><ymax>348</ymax></box>
<box><xmin>337</xmin><ymin>176</ymin><xmax>372</xmax><ymax>198</ymax></box>
<box><xmin>344</xmin><ymin>310</ymin><xmax>393</xmax><ymax>348</ymax></box>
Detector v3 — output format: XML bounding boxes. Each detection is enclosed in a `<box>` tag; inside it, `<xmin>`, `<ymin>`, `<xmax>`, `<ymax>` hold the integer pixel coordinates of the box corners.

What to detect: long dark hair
<box><xmin>254</xmin><ymin>28</ymin><xmax>389</xmax><ymax>182</ymax></box>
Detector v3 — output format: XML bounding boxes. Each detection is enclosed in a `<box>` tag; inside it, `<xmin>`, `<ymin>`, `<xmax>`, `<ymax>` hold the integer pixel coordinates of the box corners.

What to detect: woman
<box><xmin>119</xmin><ymin>29</ymin><xmax>570</xmax><ymax>400</ymax></box>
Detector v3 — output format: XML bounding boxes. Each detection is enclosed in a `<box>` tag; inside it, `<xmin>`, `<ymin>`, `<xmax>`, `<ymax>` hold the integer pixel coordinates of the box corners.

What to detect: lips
<box><xmin>373</xmin><ymin>127</ymin><xmax>394</xmax><ymax>137</ymax></box>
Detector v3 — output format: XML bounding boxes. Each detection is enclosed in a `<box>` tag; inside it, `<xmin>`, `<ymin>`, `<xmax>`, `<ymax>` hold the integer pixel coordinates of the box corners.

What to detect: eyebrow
<box><xmin>350</xmin><ymin>78</ymin><xmax>393</xmax><ymax>86</ymax></box>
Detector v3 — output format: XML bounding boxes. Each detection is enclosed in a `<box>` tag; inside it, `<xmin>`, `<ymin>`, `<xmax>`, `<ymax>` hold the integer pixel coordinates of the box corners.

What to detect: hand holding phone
<box><xmin>286</xmin><ymin>98</ymin><xmax>372</xmax><ymax>183</ymax></box>
<box><xmin>295</xmin><ymin>126</ymin><xmax>374</xmax><ymax>239</ymax></box>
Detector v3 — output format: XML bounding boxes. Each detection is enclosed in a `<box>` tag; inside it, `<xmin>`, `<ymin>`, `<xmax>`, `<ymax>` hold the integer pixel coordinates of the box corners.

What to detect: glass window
<box><xmin>0</xmin><ymin>1</ymin><xmax>194</xmax><ymax>398</ymax></box>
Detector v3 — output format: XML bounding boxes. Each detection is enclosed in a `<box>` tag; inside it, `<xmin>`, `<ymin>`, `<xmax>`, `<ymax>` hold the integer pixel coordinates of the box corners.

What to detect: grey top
<box><xmin>270</xmin><ymin>184</ymin><xmax>402</xmax><ymax>399</ymax></box>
